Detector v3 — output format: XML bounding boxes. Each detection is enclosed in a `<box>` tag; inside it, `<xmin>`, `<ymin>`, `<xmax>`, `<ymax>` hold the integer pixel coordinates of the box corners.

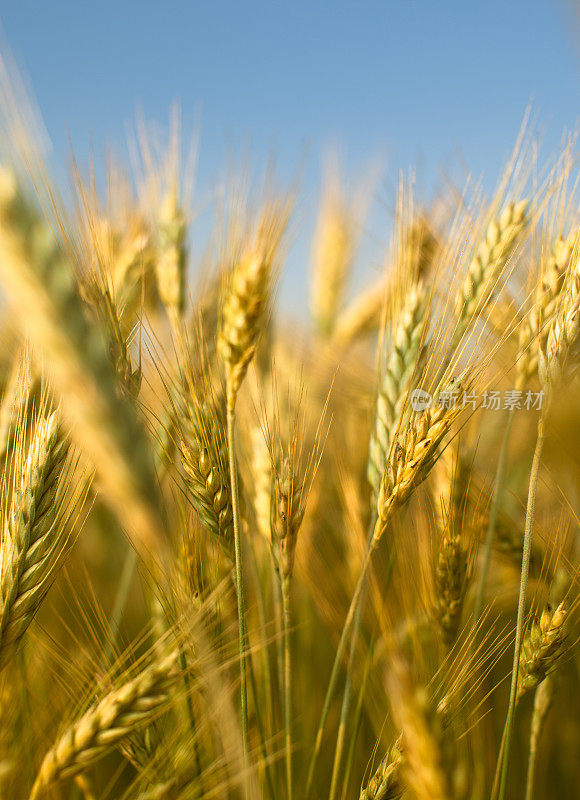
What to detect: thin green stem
<box><xmin>282</xmin><ymin>576</ymin><xmax>293</xmax><ymax>800</ymax></box>
<box><xmin>496</xmin><ymin>414</ymin><xmax>545</xmax><ymax>800</ymax></box>
<box><xmin>226</xmin><ymin>402</ymin><xmax>249</xmax><ymax>766</ymax></box>
<box><xmin>328</xmin><ymin>513</ymin><xmax>377</xmax><ymax>800</ymax></box>
<box><xmin>245</xmin><ymin>539</ymin><xmax>277</xmax><ymax>800</ymax></box>
<box><xmin>341</xmin><ymin>641</ymin><xmax>373</xmax><ymax>800</ymax></box>
<box><xmin>305</xmin><ymin>517</ymin><xmax>382</xmax><ymax>799</ymax></box>
<box><xmin>246</xmin><ymin>636</ymin><xmax>277</xmax><ymax>800</ymax></box>
<box><xmin>102</xmin><ymin>544</ymin><xmax>138</xmax><ymax>667</ymax></box>
<box><xmin>474</xmin><ymin>407</ymin><xmax>516</xmax><ymax>623</ymax></box>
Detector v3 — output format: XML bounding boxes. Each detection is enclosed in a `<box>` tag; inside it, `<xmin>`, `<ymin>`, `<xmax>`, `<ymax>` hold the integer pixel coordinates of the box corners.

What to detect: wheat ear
<box><xmin>518</xmin><ymin>231</ymin><xmax>578</xmax><ymax>385</ymax></box>
<box><xmin>310</xmin><ymin>191</ymin><xmax>355</xmax><ymax>337</ymax></box>
<box><xmin>0</xmin><ymin>411</ymin><xmax>70</xmax><ymax>670</ymax></box>
<box><xmin>28</xmin><ymin>650</ymin><xmax>178</xmax><ymax>799</ymax></box>
<box><xmin>367</xmin><ymin>280</ymin><xmax>428</xmax><ymax>508</ymax></box>
<box><xmin>516</xmin><ymin>602</ymin><xmax>567</xmax><ymax>701</ymax></box>
<box><xmin>359</xmin><ymin>737</ymin><xmax>403</xmax><ymax>800</ymax></box>
<box><xmin>377</xmin><ymin>378</ymin><xmax>471</xmax><ymax>528</ymax></box>
<box><xmin>179</xmin><ymin>393</ymin><xmax>234</xmax><ymax>556</ymax></box>
<box><xmin>219</xmin><ymin>207</ymin><xmax>288</xmax><ymax>762</ymax></box>
<box><xmin>307</xmin><ymin>378</ymin><xmax>467</xmax><ymax>798</ymax></box>
<box><xmin>454</xmin><ymin>201</ymin><xmax>528</xmax><ymax>343</ymax></box>
<box><xmin>538</xmin><ymin>269</ymin><xmax>580</xmax><ymax>401</ymax></box>
<box><xmin>386</xmin><ymin>662</ymin><xmax>455</xmax><ymax>800</ymax></box>
<box><xmin>155</xmin><ymin>187</ymin><xmax>187</xmax><ymax>326</ymax></box>
<box><xmin>250</xmin><ymin>424</ymin><xmax>272</xmax><ymax>542</ymax></box>
<box><xmin>0</xmin><ymin>169</ymin><xmax>166</xmax><ymax>561</ymax></box>
<box><xmin>433</xmin><ymin>509</ymin><xmax>470</xmax><ymax>648</ymax></box>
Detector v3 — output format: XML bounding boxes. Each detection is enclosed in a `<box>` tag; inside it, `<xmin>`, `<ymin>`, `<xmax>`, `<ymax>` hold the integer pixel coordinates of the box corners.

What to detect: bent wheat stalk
<box><xmin>219</xmin><ymin>207</ymin><xmax>287</xmax><ymax>763</ymax></box>
<box><xmin>306</xmin><ymin>379</ymin><xmax>467</xmax><ymax>797</ymax></box>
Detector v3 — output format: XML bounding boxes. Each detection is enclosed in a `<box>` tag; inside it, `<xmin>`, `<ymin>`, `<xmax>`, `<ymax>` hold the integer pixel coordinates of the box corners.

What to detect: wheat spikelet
<box><xmin>179</xmin><ymin>393</ymin><xmax>233</xmax><ymax>555</ymax></box>
<box><xmin>0</xmin><ymin>409</ymin><xmax>71</xmax><ymax>670</ymax></box>
<box><xmin>517</xmin><ymin>602</ymin><xmax>567</xmax><ymax>701</ymax></box>
<box><xmin>538</xmin><ymin>257</ymin><xmax>580</xmax><ymax>397</ymax></box>
<box><xmin>155</xmin><ymin>186</ymin><xmax>187</xmax><ymax>322</ymax></box>
<box><xmin>91</xmin><ymin>286</ymin><xmax>142</xmax><ymax>398</ymax></box>
<box><xmin>28</xmin><ymin>650</ymin><xmax>179</xmax><ymax>798</ymax></box>
<box><xmin>310</xmin><ymin>189</ymin><xmax>355</xmax><ymax>337</ymax></box>
<box><xmin>332</xmin><ymin>277</ymin><xmax>386</xmax><ymax>347</ymax></box>
<box><xmin>359</xmin><ymin>737</ymin><xmax>403</xmax><ymax>800</ymax></box>
<box><xmin>251</xmin><ymin>424</ymin><xmax>272</xmax><ymax>542</ymax></box>
<box><xmin>454</xmin><ymin>200</ymin><xmax>528</xmax><ymax>341</ymax></box>
<box><xmin>518</xmin><ymin>231</ymin><xmax>578</xmax><ymax>386</ymax></box>
<box><xmin>0</xmin><ymin>346</ymin><xmax>32</xmax><ymax>463</ymax></box>
<box><xmin>271</xmin><ymin>456</ymin><xmax>305</xmax><ymax>582</ymax></box>
<box><xmin>433</xmin><ymin>510</ymin><xmax>470</xmax><ymax>648</ymax></box>
<box><xmin>431</xmin><ymin>438</ymin><xmax>470</xmax><ymax>535</ymax></box>
<box><xmin>367</xmin><ymin>280</ymin><xmax>428</xmax><ymax>507</ymax></box>
<box><xmin>377</xmin><ymin>378</ymin><xmax>470</xmax><ymax>529</ymax></box>
<box><xmin>92</xmin><ymin>213</ymin><xmax>155</xmax><ymax>321</ymax></box>
<box><xmin>219</xmin><ymin>208</ymin><xmax>288</xmax><ymax>409</ymax></box>
<box><xmin>0</xmin><ymin>169</ymin><xmax>166</xmax><ymax>560</ymax></box>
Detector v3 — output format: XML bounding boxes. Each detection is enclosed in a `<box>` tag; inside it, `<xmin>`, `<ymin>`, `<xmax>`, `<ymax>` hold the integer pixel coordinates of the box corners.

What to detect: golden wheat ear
<box><xmin>453</xmin><ymin>200</ymin><xmax>529</xmax><ymax>346</ymax></box>
<box><xmin>0</xmin><ymin>169</ymin><xmax>167</xmax><ymax>563</ymax></box>
<box><xmin>28</xmin><ymin>648</ymin><xmax>180</xmax><ymax>799</ymax></box>
<box><xmin>219</xmin><ymin>201</ymin><xmax>290</xmax><ymax>410</ymax></box>
<box><xmin>359</xmin><ymin>736</ymin><xmax>403</xmax><ymax>800</ymax></box>
<box><xmin>0</xmin><ymin>397</ymin><xmax>88</xmax><ymax>671</ymax></box>
<box><xmin>367</xmin><ymin>279</ymin><xmax>429</xmax><ymax>509</ymax></box>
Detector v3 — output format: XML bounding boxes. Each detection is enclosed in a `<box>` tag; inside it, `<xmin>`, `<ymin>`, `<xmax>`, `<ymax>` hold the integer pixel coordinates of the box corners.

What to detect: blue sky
<box><xmin>1</xmin><ymin>1</ymin><xmax>579</xmax><ymax>310</ymax></box>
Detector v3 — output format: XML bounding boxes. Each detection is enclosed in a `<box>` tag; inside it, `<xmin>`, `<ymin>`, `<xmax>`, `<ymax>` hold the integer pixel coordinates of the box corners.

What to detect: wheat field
<box><xmin>0</xmin><ymin>65</ymin><xmax>578</xmax><ymax>800</ymax></box>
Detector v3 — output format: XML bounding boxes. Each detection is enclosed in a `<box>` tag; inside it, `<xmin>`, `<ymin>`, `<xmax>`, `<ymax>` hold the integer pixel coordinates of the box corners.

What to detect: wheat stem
<box><xmin>341</xmin><ymin>642</ymin><xmax>373</xmax><ymax>800</ymax></box>
<box><xmin>474</xmin><ymin>406</ymin><xmax>516</xmax><ymax>623</ymax></box>
<box><xmin>329</xmin><ymin>513</ymin><xmax>377</xmax><ymax>800</ymax></box>
<box><xmin>226</xmin><ymin>401</ymin><xmax>249</xmax><ymax>769</ymax></box>
<box><xmin>282</xmin><ymin>576</ymin><xmax>293</xmax><ymax>800</ymax></box>
<box><xmin>305</xmin><ymin>517</ymin><xmax>381</xmax><ymax>798</ymax></box>
<box><xmin>496</xmin><ymin>414</ymin><xmax>545</xmax><ymax>800</ymax></box>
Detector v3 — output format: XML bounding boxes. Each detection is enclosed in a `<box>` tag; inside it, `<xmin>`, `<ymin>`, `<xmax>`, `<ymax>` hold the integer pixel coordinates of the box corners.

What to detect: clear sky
<box><xmin>1</xmin><ymin>0</ymin><xmax>579</xmax><ymax>310</ymax></box>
